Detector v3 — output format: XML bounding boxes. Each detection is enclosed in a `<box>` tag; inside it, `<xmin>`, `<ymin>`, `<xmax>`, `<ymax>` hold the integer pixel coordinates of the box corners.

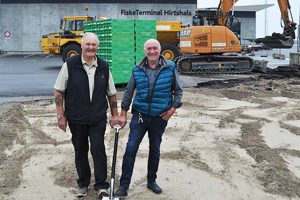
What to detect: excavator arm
<box><xmin>278</xmin><ymin>0</ymin><xmax>297</xmax><ymax>38</ymax></box>
<box><xmin>217</xmin><ymin>0</ymin><xmax>239</xmax><ymax>26</ymax></box>
<box><xmin>256</xmin><ymin>0</ymin><xmax>297</xmax><ymax>49</ymax></box>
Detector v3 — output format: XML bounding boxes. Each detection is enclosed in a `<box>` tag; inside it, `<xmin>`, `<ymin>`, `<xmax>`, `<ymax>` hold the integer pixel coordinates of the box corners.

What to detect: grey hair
<box><xmin>81</xmin><ymin>32</ymin><xmax>99</xmax><ymax>45</ymax></box>
<box><xmin>144</xmin><ymin>39</ymin><xmax>161</xmax><ymax>50</ymax></box>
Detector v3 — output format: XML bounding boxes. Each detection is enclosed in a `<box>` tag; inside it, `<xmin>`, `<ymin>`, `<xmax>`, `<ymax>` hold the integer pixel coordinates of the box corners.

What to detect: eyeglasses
<box><xmin>145</xmin><ymin>46</ymin><xmax>159</xmax><ymax>51</ymax></box>
<box><xmin>85</xmin><ymin>43</ymin><xmax>98</xmax><ymax>47</ymax></box>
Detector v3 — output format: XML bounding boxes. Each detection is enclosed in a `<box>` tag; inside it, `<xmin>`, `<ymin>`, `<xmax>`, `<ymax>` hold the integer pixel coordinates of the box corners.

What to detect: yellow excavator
<box><xmin>176</xmin><ymin>0</ymin><xmax>297</xmax><ymax>74</ymax></box>
<box><xmin>256</xmin><ymin>0</ymin><xmax>297</xmax><ymax>48</ymax></box>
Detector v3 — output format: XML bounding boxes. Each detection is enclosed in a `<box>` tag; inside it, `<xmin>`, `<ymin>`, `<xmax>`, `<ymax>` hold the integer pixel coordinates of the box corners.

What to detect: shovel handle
<box><xmin>113</xmin><ymin>125</ymin><xmax>121</xmax><ymax>133</ymax></box>
<box><xmin>110</xmin><ymin>124</ymin><xmax>121</xmax><ymax>195</ymax></box>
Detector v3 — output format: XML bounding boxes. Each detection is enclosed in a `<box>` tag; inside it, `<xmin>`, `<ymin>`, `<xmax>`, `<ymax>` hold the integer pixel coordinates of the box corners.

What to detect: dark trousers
<box><xmin>69</xmin><ymin>120</ymin><xmax>109</xmax><ymax>190</ymax></box>
<box><xmin>119</xmin><ymin>113</ymin><xmax>168</xmax><ymax>189</ymax></box>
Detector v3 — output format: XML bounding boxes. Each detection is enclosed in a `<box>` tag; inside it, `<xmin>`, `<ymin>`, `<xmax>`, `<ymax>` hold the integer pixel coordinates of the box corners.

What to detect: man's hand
<box><xmin>118</xmin><ymin>110</ymin><xmax>127</xmax><ymax>128</ymax></box>
<box><xmin>160</xmin><ymin>107</ymin><xmax>176</xmax><ymax>121</ymax></box>
<box><xmin>107</xmin><ymin>94</ymin><xmax>119</xmax><ymax>127</ymax></box>
<box><xmin>109</xmin><ymin>115</ymin><xmax>119</xmax><ymax>127</ymax></box>
<box><xmin>57</xmin><ymin>117</ymin><xmax>67</xmax><ymax>132</ymax></box>
<box><xmin>119</xmin><ymin>115</ymin><xmax>127</xmax><ymax>128</ymax></box>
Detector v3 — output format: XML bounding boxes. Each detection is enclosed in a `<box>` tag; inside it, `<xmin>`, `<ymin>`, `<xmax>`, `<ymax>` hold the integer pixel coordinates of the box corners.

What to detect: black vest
<box><xmin>65</xmin><ymin>54</ymin><xmax>109</xmax><ymax>124</ymax></box>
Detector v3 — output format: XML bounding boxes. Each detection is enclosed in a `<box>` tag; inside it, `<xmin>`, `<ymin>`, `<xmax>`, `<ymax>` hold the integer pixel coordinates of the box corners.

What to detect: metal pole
<box><xmin>265</xmin><ymin>0</ymin><xmax>267</xmax><ymax>36</ymax></box>
<box><xmin>298</xmin><ymin>5</ymin><xmax>300</xmax><ymax>52</ymax></box>
<box><xmin>232</xmin><ymin>0</ymin><xmax>236</xmax><ymax>15</ymax></box>
<box><xmin>264</xmin><ymin>0</ymin><xmax>269</xmax><ymax>57</ymax></box>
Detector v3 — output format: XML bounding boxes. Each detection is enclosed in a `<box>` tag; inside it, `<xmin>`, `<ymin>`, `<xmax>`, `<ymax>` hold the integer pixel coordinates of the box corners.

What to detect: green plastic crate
<box><xmin>135</xmin><ymin>31</ymin><xmax>157</xmax><ymax>38</ymax></box>
<box><xmin>111</xmin><ymin>69</ymin><xmax>132</xmax><ymax>84</ymax></box>
<box><xmin>135</xmin><ymin>19</ymin><xmax>156</xmax><ymax>32</ymax></box>
<box><xmin>135</xmin><ymin>55</ymin><xmax>145</xmax><ymax>64</ymax></box>
<box><xmin>104</xmin><ymin>19</ymin><xmax>135</xmax><ymax>32</ymax></box>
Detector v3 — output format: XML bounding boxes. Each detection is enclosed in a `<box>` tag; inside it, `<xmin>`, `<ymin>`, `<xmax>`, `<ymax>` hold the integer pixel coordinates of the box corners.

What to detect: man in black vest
<box><xmin>54</xmin><ymin>32</ymin><xmax>119</xmax><ymax>198</ymax></box>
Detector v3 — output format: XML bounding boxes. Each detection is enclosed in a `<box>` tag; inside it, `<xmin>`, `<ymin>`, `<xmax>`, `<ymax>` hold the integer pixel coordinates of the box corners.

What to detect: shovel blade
<box><xmin>255</xmin><ymin>33</ymin><xmax>294</xmax><ymax>49</ymax></box>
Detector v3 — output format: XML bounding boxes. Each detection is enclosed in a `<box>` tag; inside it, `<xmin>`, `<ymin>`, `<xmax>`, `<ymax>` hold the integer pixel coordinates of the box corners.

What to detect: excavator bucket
<box><xmin>255</xmin><ymin>33</ymin><xmax>294</xmax><ymax>49</ymax></box>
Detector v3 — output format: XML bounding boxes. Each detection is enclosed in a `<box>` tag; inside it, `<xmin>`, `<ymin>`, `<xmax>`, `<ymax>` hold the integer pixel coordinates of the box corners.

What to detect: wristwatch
<box><xmin>57</xmin><ymin>115</ymin><xmax>65</xmax><ymax>120</ymax></box>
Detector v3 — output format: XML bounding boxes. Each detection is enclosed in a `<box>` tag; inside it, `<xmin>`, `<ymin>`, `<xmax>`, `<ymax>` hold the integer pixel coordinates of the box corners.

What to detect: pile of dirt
<box><xmin>0</xmin><ymin>77</ymin><xmax>299</xmax><ymax>200</ymax></box>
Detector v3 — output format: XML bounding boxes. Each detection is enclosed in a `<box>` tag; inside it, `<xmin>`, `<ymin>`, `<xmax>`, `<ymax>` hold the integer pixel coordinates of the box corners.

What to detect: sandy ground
<box><xmin>0</xmin><ymin>76</ymin><xmax>300</xmax><ymax>200</ymax></box>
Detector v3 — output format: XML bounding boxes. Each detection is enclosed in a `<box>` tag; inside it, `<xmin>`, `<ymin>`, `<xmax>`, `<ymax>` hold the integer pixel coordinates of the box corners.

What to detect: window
<box><xmin>64</xmin><ymin>20</ymin><xmax>75</xmax><ymax>31</ymax></box>
<box><xmin>76</xmin><ymin>20</ymin><xmax>84</xmax><ymax>31</ymax></box>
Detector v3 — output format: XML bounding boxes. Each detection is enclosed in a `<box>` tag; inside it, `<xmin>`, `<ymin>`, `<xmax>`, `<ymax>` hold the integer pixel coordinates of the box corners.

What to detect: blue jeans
<box><xmin>119</xmin><ymin>112</ymin><xmax>168</xmax><ymax>189</ymax></box>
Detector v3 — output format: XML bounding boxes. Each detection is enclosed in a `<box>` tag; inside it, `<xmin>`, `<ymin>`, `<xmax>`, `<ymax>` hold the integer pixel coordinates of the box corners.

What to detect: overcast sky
<box><xmin>197</xmin><ymin>0</ymin><xmax>299</xmax><ymax>38</ymax></box>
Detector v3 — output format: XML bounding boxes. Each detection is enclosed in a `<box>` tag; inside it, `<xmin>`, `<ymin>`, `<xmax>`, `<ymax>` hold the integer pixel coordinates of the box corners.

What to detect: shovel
<box><xmin>255</xmin><ymin>33</ymin><xmax>294</xmax><ymax>49</ymax></box>
<box><xmin>103</xmin><ymin>125</ymin><xmax>121</xmax><ymax>200</ymax></box>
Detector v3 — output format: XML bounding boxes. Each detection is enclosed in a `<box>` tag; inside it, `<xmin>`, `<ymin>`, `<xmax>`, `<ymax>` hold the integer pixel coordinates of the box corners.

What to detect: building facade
<box><xmin>0</xmin><ymin>1</ymin><xmax>265</xmax><ymax>52</ymax></box>
<box><xmin>0</xmin><ymin>1</ymin><xmax>194</xmax><ymax>52</ymax></box>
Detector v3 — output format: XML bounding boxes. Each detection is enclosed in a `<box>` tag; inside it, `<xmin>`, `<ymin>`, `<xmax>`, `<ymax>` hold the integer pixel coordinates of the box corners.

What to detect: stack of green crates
<box><xmin>84</xmin><ymin>19</ymin><xmax>157</xmax><ymax>84</ymax></box>
<box><xmin>134</xmin><ymin>19</ymin><xmax>157</xmax><ymax>64</ymax></box>
<box><xmin>100</xmin><ymin>19</ymin><xmax>135</xmax><ymax>84</ymax></box>
<box><xmin>84</xmin><ymin>19</ymin><xmax>135</xmax><ymax>84</ymax></box>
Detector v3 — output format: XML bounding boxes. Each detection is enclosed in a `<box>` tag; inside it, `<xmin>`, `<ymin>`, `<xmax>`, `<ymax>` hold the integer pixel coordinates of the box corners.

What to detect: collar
<box><xmin>138</xmin><ymin>55</ymin><xmax>168</xmax><ymax>69</ymax></box>
<box><xmin>81</xmin><ymin>55</ymin><xmax>98</xmax><ymax>67</ymax></box>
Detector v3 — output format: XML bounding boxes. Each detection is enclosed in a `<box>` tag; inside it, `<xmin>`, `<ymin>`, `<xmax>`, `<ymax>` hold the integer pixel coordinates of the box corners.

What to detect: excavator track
<box><xmin>176</xmin><ymin>55</ymin><xmax>254</xmax><ymax>74</ymax></box>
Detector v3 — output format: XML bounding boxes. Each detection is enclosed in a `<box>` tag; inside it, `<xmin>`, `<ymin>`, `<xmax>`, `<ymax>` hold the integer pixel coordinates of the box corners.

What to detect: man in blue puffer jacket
<box><xmin>115</xmin><ymin>39</ymin><xmax>183</xmax><ymax>197</ymax></box>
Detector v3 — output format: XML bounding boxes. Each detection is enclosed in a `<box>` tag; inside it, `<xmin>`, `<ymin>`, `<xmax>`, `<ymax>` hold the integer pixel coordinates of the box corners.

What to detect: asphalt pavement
<box><xmin>0</xmin><ymin>54</ymin><xmax>62</xmax><ymax>104</ymax></box>
<box><xmin>0</xmin><ymin>50</ymin><xmax>294</xmax><ymax>105</ymax></box>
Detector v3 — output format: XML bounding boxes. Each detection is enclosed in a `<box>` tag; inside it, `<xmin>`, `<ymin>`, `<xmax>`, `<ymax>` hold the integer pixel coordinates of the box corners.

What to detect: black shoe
<box><xmin>76</xmin><ymin>186</ymin><xmax>88</xmax><ymax>197</ymax></box>
<box><xmin>147</xmin><ymin>182</ymin><xmax>162</xmax><ymax>194</ymax></box>
<box><xmin>114</xmin><ymin>186</ymin><xmax>128</xmax><ymax>197</ymax></box>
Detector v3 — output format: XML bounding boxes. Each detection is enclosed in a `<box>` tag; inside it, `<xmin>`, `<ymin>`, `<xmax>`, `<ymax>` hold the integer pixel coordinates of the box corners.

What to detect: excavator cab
<box><xmin>193</xmin><ymin>8</ymin><xmax>241</xmax><ymax>38</ymax></box>
<box><xmin>193</xmin><ymin>9</ymin><xmax>217</xmax><ymax>26</ymax></box>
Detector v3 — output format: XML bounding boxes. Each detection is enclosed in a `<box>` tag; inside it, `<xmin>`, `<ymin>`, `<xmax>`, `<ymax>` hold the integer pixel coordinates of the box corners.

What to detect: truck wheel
<box><xmin>161</xmin><ymin>44</ymin><xmax>180</xmax><ymax>61</ymax></box>
<box><xmin>62</xmin><ymin>44</ymin><xmax>81</xmax><ymax>62</ymax></box>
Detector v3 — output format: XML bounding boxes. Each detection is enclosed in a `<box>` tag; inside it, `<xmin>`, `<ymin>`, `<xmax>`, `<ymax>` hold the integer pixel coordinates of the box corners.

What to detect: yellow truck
<box><xmin>41</xmin><ymin>16</ymin><xmax>181</xmax><ymax>61</ymax></box>
<box><xmin>41</xmin><ymin>16</ymin><xmax>93</xmax><ymax>62</ymax></box>
<box><xmin>156</xmin><ymin>20</ymin><xmax>181</xmax><ymax>60</ymax></box>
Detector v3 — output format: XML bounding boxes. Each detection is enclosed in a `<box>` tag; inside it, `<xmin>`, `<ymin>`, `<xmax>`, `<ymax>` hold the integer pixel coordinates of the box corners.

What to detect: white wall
<box><xmin>0</xmin><ymin>3</ymin><xmax>196</xmax><ymax>52</ymax></box>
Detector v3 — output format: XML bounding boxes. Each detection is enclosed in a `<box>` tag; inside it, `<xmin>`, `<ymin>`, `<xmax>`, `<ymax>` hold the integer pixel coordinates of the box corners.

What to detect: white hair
<box><xmin>81</xmin><ymin>32</ymin><xmax>99</xmax><ymax>45</ymax></box>
<box><xmin>144</xmin><ymin>39</ymin><xmax>161</xmax><ymax>50</ymax></box>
